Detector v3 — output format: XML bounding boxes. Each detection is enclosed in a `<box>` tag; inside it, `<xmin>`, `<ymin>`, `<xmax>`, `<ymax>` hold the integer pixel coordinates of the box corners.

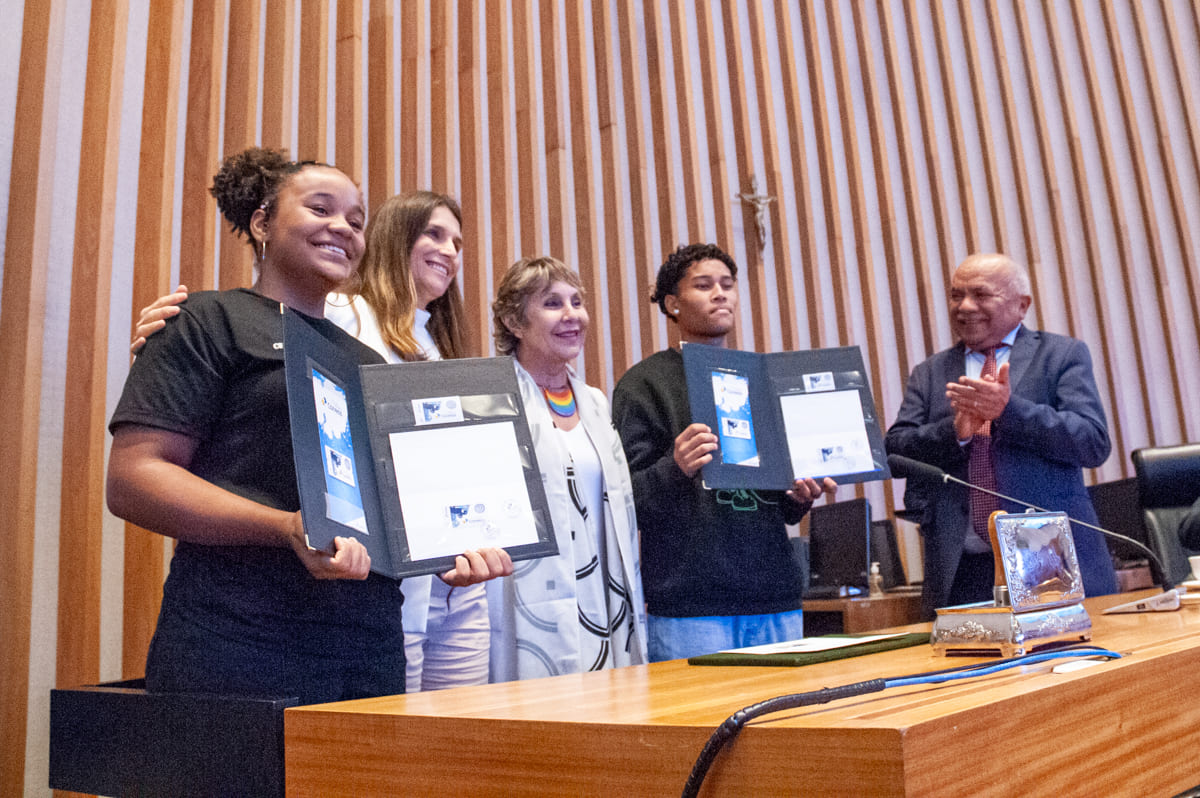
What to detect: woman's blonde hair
<box><xmin>341</xmin><ymin>191</ymin><xmax>466</xmax><ymax>361</ymax></box>
<box><xmin>491</xmin><ymin>256</ymin><xmax>584</xmax><ymax>356</ymax></box>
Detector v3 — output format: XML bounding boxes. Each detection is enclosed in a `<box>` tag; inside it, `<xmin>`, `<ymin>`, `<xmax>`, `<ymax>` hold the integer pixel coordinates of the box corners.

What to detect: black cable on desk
<box><xmin>680</xmin><ymin>645</ymin><xmax>1122</xmax><ymax>798</ymax></box>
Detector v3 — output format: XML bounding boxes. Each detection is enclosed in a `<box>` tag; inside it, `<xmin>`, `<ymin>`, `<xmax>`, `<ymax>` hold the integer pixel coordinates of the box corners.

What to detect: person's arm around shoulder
<box><xmin>107</xmin><ymin>424</ymin><xmax>369</xmax><ymax>580</ymax></box>
<box><xmin>130</xmin><ymin>285</ymin><xmax>189</xmax><ymax>354</ymax></box>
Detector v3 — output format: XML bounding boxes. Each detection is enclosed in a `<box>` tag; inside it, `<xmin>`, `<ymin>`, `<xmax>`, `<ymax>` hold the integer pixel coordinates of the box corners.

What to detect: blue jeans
<box><xmin>646</xmin><ymin>609</ymin><xmax>805</xmax><ymax>662</ymax></box>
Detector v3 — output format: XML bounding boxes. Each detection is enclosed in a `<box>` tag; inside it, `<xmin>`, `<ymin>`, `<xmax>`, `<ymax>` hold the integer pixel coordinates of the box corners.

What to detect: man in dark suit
<box><xmin>886</xmin><ymin>253</ymin><xmax>1118</xmax><ymax>618</ymax></box>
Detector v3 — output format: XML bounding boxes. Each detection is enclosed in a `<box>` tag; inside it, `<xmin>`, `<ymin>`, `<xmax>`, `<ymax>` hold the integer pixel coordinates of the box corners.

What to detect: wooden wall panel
<box><xmin>123</xmin><ymin>0</ymin><xmax>184</xmax><ymax>679</ymax></box>
<box><xmin>487</xmin><ymin>2</ymin><xmax>517</xmax><ymax>283</ymax></box>
<box><xmin>691</xmin><ymin>2</ymin><xmax>731</xmax><ymax>269</ymax></box>
<box><xmin>1162</xmin><ymin>1</ymin><xmax>1200</xmax><ymax>217</ymax></box>
<box><xmin>539</xmin><ymin>0</ymin><xmax>571</xmax><ymax>262</ymax></box>
<box><xmin>801</xmin><ymin>0</ymin><xmax>852</xmax><ymax>345</ymax></box>
<box><xmin>696</xmin><ymin>1</ymin><xmax>744</xmax><ymax>347</ymax></box>
<box><xmin>335</xmin><ymin>0</ymin><xmax>363</xmax><ymax>181</ymax></box>
<box><xmin>826</xmin><ymin>0</ymin><xmax>888</xmax><ymax>503</ymax></box>
<box><xmin>958</xmin><ymin>0</ymin><xmax>1008</xmax><ymax>254</ymax></box>
<box><xmin>430</xmin><ymin>0</ymin><xmax>456</xmax><ymax>194</ymax></box>
<box><xmin>458</xmin><ymin>0</ymin><xmax>488</xmax><ymax>356</ymax></box>
<box><xmin>297</xmin><ymin>0</ymin><xmax>328</xmax><ymax>162</ymax></box>
<box><xmin>368</xmin><ymin>0</ymin><xmax>396</xmax><ymax>208</ymax></box>
<box><xmin>220</xmin><ymin>0</ymin><xmax>261</xmax><ymax>291</ymax></box>
<box><xmin>1160</xmin><ymin>0</ymin><xmax>1200</xmax><ymax>359</ymax></box>
<box><xmin>747</xmin><ymin>1</ymin><xmax>799</xmax><ymax>353</ymax></box>
<box><xmin>877</xmin><ymin>0</ymin><xmax>936</xmax><ymax>356</ymax></box>
<box><xmin>261</xmin><ymin>0</ymin><xmax>295</xmax><ymax>149</ymax></box>
<box><xmin>668</xmin><ymin>2</ymin><xmax>706</xmax><ymax>244</ymax></box>
<box><xmin>984</xmin><ymin>1</ymin><xmax>1044</xmax><ymax>330</ymax></box>
<box><xmin>617</xmin><ymin>0</ymin><xmax>664</xmax><ymax>358</ymax></box>
<box><xmin>1104</xmin><ymin>0</ymin><xmax>1189</xmax><ymax>441</ymax></box>
<box><xmin>1067</xmin><ymin>0</ymin><xmax>1154</xmax><ymax>452</ymax></box>
<box><xmin>564</xmin><ymin>2</ymin><xmax>605</xmax><ymax>388</ymax></box>
<box><xmin>1041</xmin><ymin>0</ymin><xmax>1130</xmax><ymax>469</ymax></box>
<box><xmin>594</xmin><ymin>0</ymin><xmax>634</xmax><ymax>376</ymax></box>
<box><xmin>399</xmin><ymin>0</ymin><xmax>422</xmax><ymax>194</ymax></box>
<box><xmin>642</xmin><ymin>1</ymin><xmax>681</xmax><ymax>270</ymax></box>
<box><xmin>6</xmin><ymin>3</ymin><xmax>1200</xmax><ymax>788</ymax></box>
<box><xmin>931</xmin><ymin>0</ymin><xmax>980</xmax><ymax>254</ymax></box>
<box><xmin>56</xmin><ymin>0</ymin><xmax>129</xmax><ymax>699</ymax></box>
<box><xmin>1012</xmin><ymin>0</ymin><xmax>1081</xmax><ymax>340</ymax></box>
<box><xmin>1</xmin><ymin>4</ymin><xmax>56</xmax><ymax>795</ymax></box>
<box><xmin>513</xmin><ymin>0</ymin><xmax>546</xmax><ymax>255</ymax></box>
<box><xmin>774</xmin><ymin>0</ymin><xmax>825</xmax><ymax>349</ymax></box>
<box><xmin>178</xmin><ymin>0</ymin><xmax>224</xmax><ymax>290</ymax></box>
<box><xmin>850</xmin><ymin>0</ymin><xmax>911</xmax><ymax>386</ymax></box>
<box><xmin>901</xmin><ymin>0</ymin><xmax>955</xmax><ymax>308</ymax></box>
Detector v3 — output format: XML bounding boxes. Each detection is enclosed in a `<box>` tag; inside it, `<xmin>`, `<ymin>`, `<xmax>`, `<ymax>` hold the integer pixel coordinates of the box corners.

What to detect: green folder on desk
<box><xmin>688</xmin><ymin>633</ymin><xmax>930</xmax><ymax>667</ymax></box>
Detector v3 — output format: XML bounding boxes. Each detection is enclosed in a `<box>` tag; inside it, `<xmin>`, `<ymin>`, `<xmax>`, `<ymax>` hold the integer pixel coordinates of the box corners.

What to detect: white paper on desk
<box><xmin>389</xmin><ymin>421</ymin><xmax>539</xmax><ymax>559</ymax></box>
<box><xmin>722</xmin><ymin>633</ymin><xmax>905</xmax><ymax>656</ymax></box>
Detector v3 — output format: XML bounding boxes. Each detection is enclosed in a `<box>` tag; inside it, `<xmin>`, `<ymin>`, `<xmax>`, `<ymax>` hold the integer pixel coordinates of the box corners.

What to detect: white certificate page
<box><xmin>389</xmin><ymin>421</ymin><xmax>539</xmax><ymax>560</ymax></box>
<box><xmin>780</xmin><ymin>389</ymin><xmax>876</xmax><ymax>478</ymax></box>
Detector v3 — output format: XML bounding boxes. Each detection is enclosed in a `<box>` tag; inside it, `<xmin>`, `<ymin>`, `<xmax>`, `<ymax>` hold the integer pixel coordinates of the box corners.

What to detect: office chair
<box><xmin>1131</xmin><ymin>442</ymin><xmax>1200</xmax><ymax>586</ymax></box>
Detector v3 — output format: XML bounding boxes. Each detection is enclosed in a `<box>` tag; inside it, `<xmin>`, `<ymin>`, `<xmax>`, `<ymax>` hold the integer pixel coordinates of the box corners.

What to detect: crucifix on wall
<box><xmin>737</xmin><ymin>175</ymin><xmax>775</xmax><ymax>253</ymax></box>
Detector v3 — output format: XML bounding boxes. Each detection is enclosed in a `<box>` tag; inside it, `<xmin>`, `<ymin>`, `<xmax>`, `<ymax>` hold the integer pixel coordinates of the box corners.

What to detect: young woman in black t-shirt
<box><xmin>107</xmin><ymin>148</ymin><xmax>407</xmax><ymax>704</ymax></box>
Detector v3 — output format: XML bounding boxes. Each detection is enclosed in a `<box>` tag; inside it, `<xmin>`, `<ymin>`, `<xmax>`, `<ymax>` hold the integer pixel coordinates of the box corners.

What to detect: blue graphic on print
<box><xmin>312</xmin><ymin>368</ymin><xmax>368</xmax><ymax>532</ymax></box>
<box><xmin>711</xmin><ymin>370</ymin><xmax>760</xmax><ymax>467</ymax></box>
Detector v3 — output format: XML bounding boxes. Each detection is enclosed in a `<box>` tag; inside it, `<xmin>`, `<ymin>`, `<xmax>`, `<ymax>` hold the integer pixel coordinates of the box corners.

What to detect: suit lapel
<box><xmin>945</xmin><ymin>343</ymin><xmax>967</xmax><ymax>382</ymax></box>
<box><xmin>1006</xmin><ymin>325</ymin><xmax>1038</xmax><ymax>389</ymax></box>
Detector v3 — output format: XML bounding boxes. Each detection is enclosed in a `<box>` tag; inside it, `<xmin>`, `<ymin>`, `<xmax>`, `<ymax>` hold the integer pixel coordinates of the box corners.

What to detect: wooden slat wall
<box><xmin>4</xmin><ymin>2</ymin><xmax>1199</xmax><ymax>793</ymax></box>
<box><xmin>55</xmin><ymin>0</ymin><xmax>129</xmax><ymax>708</ymax></box>
<box><xmin>262</xmin><ymin>0</ymin><xmax>295</xmax><ymax>149</ymax></box>
<box><xmin>122</xmin><ymin>0</ymin><xmax>185</xmax><ymax>679</ymax></box>
<box><xmin>369</xmin><ymin>0</ymin><xmax>396</xmax><ymax>207</ymax></box>
<box><xmin>219</xmin><ymin>0</ymin><xmax>260</xmax><ymax>291</ymax></box>
<box><xmin>1</xmin><ymin>3</ymin><xmax>57</xmax><ymax>794</ymax></box>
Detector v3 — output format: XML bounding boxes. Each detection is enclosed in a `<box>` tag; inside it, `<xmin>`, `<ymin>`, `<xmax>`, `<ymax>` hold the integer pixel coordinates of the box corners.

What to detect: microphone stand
<box><xmin>933</xmin><ymin>471</ymin><xmax>1175</xmax><ymax>592</ymax></box>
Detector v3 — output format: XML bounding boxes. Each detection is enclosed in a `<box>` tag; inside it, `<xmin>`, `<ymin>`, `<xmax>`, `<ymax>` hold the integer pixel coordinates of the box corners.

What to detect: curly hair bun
<box><xmin>209</xmin><ymin>147</ymin><xmax>300</xmax><ymax>239</ymax></box>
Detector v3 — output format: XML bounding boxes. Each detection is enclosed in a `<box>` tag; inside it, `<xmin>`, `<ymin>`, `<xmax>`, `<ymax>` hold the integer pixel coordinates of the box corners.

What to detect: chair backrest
<box><xmin>1131</xmin><ymin>442</ymin><xmax>1200</xmax><ymax>585</ymax></box>
<box><xmin>1087</xmin><ymin>477</ymin><xmax>1144</xmax><ymax>562</ymax></box>
<box><xmin>807</xmin><ymin>498</ymin><xmax>871</xmax><ymax>593</ymax></box>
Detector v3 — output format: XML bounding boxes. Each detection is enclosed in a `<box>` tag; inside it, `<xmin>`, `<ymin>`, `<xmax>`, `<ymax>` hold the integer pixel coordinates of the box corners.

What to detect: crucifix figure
<box><xmin>737</xmin><ymin>175</ymin><xmax>775</xmax><ymax>252</ymax></box>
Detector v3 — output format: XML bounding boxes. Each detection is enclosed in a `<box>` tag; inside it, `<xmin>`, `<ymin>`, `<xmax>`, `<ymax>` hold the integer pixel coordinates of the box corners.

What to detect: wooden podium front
<box><xmin>285</xmin><ymin>592</ymin><xmax>1200</xmax><ymax>796</ymax></box>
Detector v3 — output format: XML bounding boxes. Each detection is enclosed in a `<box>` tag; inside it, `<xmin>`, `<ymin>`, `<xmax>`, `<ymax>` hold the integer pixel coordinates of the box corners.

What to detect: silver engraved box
<box><xmin>931</xmin><ymin>511</ymin><xmax>1092</xmax><ymax>656</ymax></box>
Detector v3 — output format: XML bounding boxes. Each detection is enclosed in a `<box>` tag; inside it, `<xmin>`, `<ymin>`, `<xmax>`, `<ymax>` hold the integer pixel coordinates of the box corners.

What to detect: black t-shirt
<box><xmin>110</xmin><ymin>289</ymin><xmax>403</xmax><ymax>659</ymax></box>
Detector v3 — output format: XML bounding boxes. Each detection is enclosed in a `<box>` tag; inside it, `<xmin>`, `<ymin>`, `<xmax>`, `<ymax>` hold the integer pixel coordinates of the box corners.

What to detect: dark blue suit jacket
<box><xmin>885</xmin><ymin>326</ymin><xmax>1119</xmax><ymax>618</ymax></box>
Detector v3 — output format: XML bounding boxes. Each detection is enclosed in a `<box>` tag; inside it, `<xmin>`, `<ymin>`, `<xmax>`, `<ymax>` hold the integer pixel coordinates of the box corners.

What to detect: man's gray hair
<box><xmin>961</xmin><ymin>252</ymin><xmax>1031</xmax><ymax>297</ymax></box>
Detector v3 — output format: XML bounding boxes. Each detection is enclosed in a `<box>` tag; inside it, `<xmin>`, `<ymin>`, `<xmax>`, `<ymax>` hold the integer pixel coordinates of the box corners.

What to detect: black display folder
<box><xmin>283</xmin><ymin>309</ymin><xmax>557</xmax><ymax>578</ymax></box>
<box><xmin>682</xmin><ymin>343</ymin><xmax>890</xmax><ymax>490</ymax></box>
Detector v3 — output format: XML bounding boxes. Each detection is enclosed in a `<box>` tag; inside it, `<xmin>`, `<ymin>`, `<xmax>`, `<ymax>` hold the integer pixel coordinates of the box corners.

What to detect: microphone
<box><xmin>886</xmin><ymin>453</ymin><xmax>1175</xmax><ymax>593</ymax></box>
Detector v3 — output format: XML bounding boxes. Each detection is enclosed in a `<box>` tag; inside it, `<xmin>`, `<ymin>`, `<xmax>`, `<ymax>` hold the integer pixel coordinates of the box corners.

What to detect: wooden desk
<box><xmin>804</xmin><ymin>589</ymin><xmax>924</xmax><ymax>633</ymax></box>
<box><xmin>285</xmin><ymin>592</ymin><xmax>1200</xmax><ymax>797</ymax></box>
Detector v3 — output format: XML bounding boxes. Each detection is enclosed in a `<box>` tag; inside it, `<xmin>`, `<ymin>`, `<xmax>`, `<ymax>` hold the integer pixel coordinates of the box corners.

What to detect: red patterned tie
<box><xmin>968</xmin><ymin>348</ymin><xmax>1000</xmax><ymax>544</ymax></box>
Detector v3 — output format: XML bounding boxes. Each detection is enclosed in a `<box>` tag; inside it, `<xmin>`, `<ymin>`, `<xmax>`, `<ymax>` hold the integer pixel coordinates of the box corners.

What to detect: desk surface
<box><xmin>286</xmin><ymin>592</ymin><xmax>1200</xmax><ymax>797</ymax></box>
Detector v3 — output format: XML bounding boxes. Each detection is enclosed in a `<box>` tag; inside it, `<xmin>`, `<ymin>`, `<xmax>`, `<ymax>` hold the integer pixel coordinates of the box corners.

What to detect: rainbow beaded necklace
<box><xmin>543</xmin><ymin>384</ymin><xmax>577</xmax><ymax>418</ymax></box>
